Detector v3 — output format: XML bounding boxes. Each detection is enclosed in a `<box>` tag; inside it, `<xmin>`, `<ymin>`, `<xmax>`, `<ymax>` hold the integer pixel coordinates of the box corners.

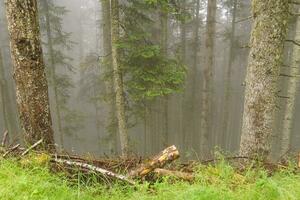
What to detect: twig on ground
<box><xmin>21</xmin><ymin>139</ymin><xmax>43</xmax><ymax>156</ymax></box>
<box><xmin>3</xmin><ymin>144</ymin><xmax>20</xmax><ymax>158</ymax></box>
<box><xmin>53</xmin><ymin>158</ymin><xmax>136</xmax><ymax>185</ymax></box>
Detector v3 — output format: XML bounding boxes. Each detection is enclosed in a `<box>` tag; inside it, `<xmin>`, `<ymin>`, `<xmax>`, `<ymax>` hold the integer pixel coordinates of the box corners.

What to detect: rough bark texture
<box><xmin>129</xmin><ymin>145</ymin><xmax>179</xmax><ymax>178</ymax></box>
<box><xmin>110</xmin><ymin>0</ymin><xmax>129</xmax><ymax>157</ymax></box>
<box><xmin>5</xmin><ymin>0</ymin><xmax>55</xmax><ymax>151</ymax></box>
<box><xmin>281</xmin><ymin>8</ymin><xmax>300</xmax><ymax>156</ymax></box>
<box><xmin>239</xmin><ymin>0</ymin><xmax>289</xmax><ymax>158</ymax></box>
<box><xmin>41</xmin><ymin>0</ymin><xmax>64</xmax><ymax>148</ymax></box>
<box><xmin>201</xmin><ymin>0</ymin><xmax>216</xmax><ymax>154</ymax></box>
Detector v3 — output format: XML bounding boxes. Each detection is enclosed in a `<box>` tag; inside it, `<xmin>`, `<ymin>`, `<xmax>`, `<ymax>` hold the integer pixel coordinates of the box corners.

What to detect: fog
<box><xmin>0</xmin><ymin>0</ymin><xmax>299</xmax><ymax>160</ymax></box>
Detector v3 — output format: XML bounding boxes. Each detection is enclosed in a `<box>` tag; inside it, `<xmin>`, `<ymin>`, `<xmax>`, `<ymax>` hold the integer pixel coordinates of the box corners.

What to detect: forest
<box><xmin>1</xmin><ymin>0</ymin><xmax>300</xmax><ymax>199</ymax></box>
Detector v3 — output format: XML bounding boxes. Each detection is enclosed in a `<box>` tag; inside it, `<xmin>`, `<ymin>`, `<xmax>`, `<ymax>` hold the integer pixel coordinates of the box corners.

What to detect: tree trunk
<box><xmin>201</xmin><ymin>0</ymin><xmax>216</xmax><ymax>154</ymax></box>
<box><xmin>239</xmin><ymin>0</ymin><xmax>289</xmax><ymax>158</ymax></box>
<box><xmin>182</xmin><ymin>0</ymin><xmax>200</xmax><ymax>152</ymax></box>
<box><xmin>223</xmin><ymin>0</ymin><xmax>237</xmax><ymax>150</ymax></box>
<box><xmin>102</xmin><ymin>0</ymin><xmax>117</xmax><ymax>155</ymax></box>
<box><xmin>41</xmin><ymin>0</ymin><xmax>64</xmax><ymax>148</ymax></box>
<box><xmin>5</xmin><ymin>0</ymin><xmax>55</xmax><ymax>151</ymax></box>
<box><xmin>280</xmin><ymin>8</ymin><xmax>300</xmax><ymax>156</ymax></box>
<box><xmin>110</xmin><ymin>0</ymin><xmax>129</xmax><ymax>157</ymax></box>
<box><xmin>160</xmin><ymin>9</ymin><xmax>169</xmax><ymax>147</ymax></box>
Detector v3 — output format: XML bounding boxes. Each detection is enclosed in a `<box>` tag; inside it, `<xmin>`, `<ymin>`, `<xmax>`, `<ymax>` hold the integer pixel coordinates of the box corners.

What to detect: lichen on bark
<box><xmin>5</xmin><ymin>0</ymin><xmax>55</xmax><ymax>151</ymax></box>
<box><xmin>239</xmin><ymin>0</ymin><xmax>289</xmax><ymax>159</ymax></box>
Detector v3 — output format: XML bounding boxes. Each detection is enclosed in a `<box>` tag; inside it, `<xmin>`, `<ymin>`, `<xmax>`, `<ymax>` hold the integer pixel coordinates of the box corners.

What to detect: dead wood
<box><xmin>129</xmin><ymin>145</ymin><xmax>179</xmax><ymax>178</ymax></box>
<box><xmin>53</xmin><ymin>158</ymin><xmax>135</xmax><ymax>185</ymax></box>
<box><xmin>21</xmin><ymin>139</ymin><xmax>43</xmax><ymax>156</ymax></box>
<box><xmin>153</xmin><ymin>168</ymin><xmax>195</xmax><ymax>181</ymax></box>
<box><xmin>3</xmin><ymin>144</ymin><xmax>20</xmax><ymax>158</ymax></box>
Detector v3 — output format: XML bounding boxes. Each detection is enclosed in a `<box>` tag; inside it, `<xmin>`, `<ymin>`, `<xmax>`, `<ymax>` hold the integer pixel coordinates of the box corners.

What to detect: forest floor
<box><xmin>1</xmin><ymin>155</ymin><xmax>300</xmax><ymax>200</ymax></box>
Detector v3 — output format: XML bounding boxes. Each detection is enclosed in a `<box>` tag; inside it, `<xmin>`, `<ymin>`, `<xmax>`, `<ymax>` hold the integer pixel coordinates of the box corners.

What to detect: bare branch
<box><xmin>21</xmin><ymin>139</ymin><xmax>43</xmax><ymax>156</ymax></box>
<box><xmin>3</xmin><ymin>144</ymin><xmax>20</xmax><ymax>158</ymax></box>
<box><xmin>286</xmin><ymin>39</ymin><xmax>300</xmax><ymax>46</ymax></box>
<box><xmin>235</xmin><ymin>16</ymin><xmax>252</xmax><ymax>23</ymax></box>
<box><xmin>53</xmin><ymin>158</ymin><xmax>135</xmax><ymax>185</ymax></box>
<box><xmin>277</xmin><ymin>95</ymin><xmax>290</xmax><ymax>99</ymax></box>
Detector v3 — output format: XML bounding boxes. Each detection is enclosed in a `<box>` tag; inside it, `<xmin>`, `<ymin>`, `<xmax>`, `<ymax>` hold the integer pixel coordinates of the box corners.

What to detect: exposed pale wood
<box><xmin>153</xmin><ymin>168</ymin><xmax>194</xmax><ymax>181</ymax></box>
<box><xmin>3</xmin><ymin>144</ymin><xmax>20</xmax><ymax>158</ymax></box>
<box><xmin>21</xmin><ymin>139</ymin><xmax>43</xmax><ymax>156</ymax></box>
<box><xmin>53</xmin><ymin>158</ymin><xmax>135</xmax><ymax>185</ymax></box>
<box><xmin>129</xmin><ymin>145</ymin><xmax>179</xmax><ymax>178</ymax></box>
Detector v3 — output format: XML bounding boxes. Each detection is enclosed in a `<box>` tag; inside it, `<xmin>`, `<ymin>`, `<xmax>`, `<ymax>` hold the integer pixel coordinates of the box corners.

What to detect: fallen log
<box><xmin>129</xmin><ymin>145</ymin><xmax>179</xmax><ymax>178</ymax></box>
<box><xmin>153</xmin><ymin>168</ymin><xmax>195</xmax><ymax>181</ymax></box>
<box><xmin>53</xmin><ymin>158</ymin><xmax>135</xmax><ymax>185</ymax></box>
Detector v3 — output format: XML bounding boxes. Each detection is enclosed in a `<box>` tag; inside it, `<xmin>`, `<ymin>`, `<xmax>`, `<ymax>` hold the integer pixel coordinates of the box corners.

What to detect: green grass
<box><xmin>1</xmin><ymin>157</ymin><xmax>300</xmax><ymax>200</ymax></box>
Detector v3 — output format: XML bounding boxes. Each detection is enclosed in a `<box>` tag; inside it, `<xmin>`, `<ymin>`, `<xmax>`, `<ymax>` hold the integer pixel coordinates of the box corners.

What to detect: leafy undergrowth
<box><xmin>0</xmin><ymin>156</ymin><xmax>300</xmax><ymax>200</ymax></box>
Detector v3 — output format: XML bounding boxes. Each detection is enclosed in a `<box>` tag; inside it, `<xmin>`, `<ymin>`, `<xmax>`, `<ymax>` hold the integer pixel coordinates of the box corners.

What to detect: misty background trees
<box><xmin>1</xmin><ymin>0</ymin><xmax>300</xmax><ymax>161</ymax></box>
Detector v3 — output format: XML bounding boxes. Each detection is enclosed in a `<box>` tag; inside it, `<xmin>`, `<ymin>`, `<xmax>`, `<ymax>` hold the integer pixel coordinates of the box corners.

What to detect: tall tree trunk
<box><xmin>5</xmin><ymin>0</ymin><xmax>55</xmax><ymax>151</ymax></box>
<box><xmin>183</xmin><ymin>0</ymin><xmax>200</xmax><ymax>152</ymax></box>
<box><xmin>102</xmin><ymin>0</ymin><xmax>117</xmax><ymax>155</ymax></box>
<box><xmin>223</xmin><ymin>0</ymin><xmax>237</xmax><ymax>150</ymax></box>
<box><xmin>160</xmin><ymin>9</ymin><xmax>169</xmax><ymax>146</ymax></box>
<box><xmin>200</xmin><ymin>0</ymin><xmax>216</xmax><ymax>154</ymax></box>
<box><xmin>280</xmin><ymin>8</ymin><xmax>300</xmax><ymax>156</ymax></box>
<box><xmin>239</xmin><ymin>0</ymin><xmax>289</xmax><ymax>158</ymax></box>
<box><xmin>110</xmin><ymin>0</ymin><xmax>129</xmax><ymax>157</ymax></box>
<box><xmin>41</xmin><ymin>0</ymin><xmax>64</xmax><ymax>148</ymax></box>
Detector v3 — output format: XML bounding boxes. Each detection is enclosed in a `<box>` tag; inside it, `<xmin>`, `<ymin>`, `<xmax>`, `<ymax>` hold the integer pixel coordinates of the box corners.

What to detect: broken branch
<box><xmin>3</xmin><ymin>144</ymin><xmax>20</xmax><ymax>158</ymax></box>
<box><xmin>129</xmin><ymin>145</ymin><xmax>180</xmax><ymax>178</ymax></box>
<box><xmin>53</xmin><ymin>158</ymin><xmax>135</xmax><ymax>185</ymax></box>
<box><xmin>21</xmin><ymin>139</ymin><xmax>43</xmax><ymax>156</ymax></box>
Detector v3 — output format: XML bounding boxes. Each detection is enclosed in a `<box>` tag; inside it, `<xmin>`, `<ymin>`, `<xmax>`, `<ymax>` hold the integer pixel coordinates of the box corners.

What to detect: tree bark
<box><xmin>5</xmin><ymin>0</ymin><xmax>55</xmax><ymax>151</ymax></box>
<box><xmin>239</xmin><ymin>0</ymin><xmax>289</xmax><ymax>158</ymax></box>
<box><xmin>102</xmin><ymin>0</ymin><xmax>117</xmax><ymax>155</ymax></box>
<box><xmin>280</xmin><ymin>8</ymin><xmax>300</xmax><ymax>156</ymax></box>
<box><xmin>201</xmin><ymin>0</ymin><xmax>216</xmax><ymax>154</ymax></box>
<box><xmin>160</xmin><ymin>8</ymin><xmax>169</xmax><ymax>147</ymax></box>
<box><xmin>129</xmin><ymin>145</ymin><xmax>179</xmax><ymax>178</ymax></box>
<box><xmin>182</xmin><ymin>0</ymin><xmax>200</xmax><ymax>152</ymax></box>
<box><xmin>110</xmin><ymin>0</ymin><xmax>129</xmax><ymax>157</ymax></box>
